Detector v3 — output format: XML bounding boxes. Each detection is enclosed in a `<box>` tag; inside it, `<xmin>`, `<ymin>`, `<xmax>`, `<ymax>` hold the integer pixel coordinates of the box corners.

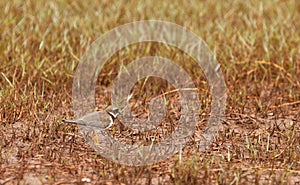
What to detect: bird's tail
<box><xmin>62</xmin><ymin>119</ymin><xmax>86</xmax><ymax>126</ymax></box>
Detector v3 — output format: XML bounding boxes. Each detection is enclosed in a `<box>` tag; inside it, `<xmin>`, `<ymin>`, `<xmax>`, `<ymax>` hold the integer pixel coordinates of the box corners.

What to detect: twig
<box><xmin>270</xmin><ymin>100</ymin><xmax>300</xmax><ymax>109</ymax></box>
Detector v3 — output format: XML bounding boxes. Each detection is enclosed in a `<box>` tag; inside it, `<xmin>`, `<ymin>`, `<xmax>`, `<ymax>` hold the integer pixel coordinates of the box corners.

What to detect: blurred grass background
<box><xmin>0</xmin><ymin>0</ymin><xmax>299</xmax><ymax>184</ymax></box>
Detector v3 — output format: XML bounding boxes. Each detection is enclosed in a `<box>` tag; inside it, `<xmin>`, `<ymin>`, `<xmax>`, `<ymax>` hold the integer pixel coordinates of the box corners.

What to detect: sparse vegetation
<box><xmin>0</xmin><ymin>0</ymin><xmax>299</xmax><ymax>184</ymax></box>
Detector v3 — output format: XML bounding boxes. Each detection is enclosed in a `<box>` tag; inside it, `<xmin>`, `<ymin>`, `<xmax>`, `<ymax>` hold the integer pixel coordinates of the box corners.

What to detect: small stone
<box><xmin>81</xmin><ymin>177</ymin><xmax>91</xmax><ymax>183</ymax></box>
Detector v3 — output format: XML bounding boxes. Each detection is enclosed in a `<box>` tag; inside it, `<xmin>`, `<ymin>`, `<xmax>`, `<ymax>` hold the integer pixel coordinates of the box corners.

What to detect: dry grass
<box><xmin>0</xmin><ymin>0</ymin><xmax>299</xmax><ymax>184</ymax></box>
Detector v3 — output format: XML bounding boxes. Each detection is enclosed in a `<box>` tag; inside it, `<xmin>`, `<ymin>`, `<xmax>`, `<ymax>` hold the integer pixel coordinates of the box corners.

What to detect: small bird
<box><xmin>62</xmin><ymin>106</ymin><xmax>119</xmax><ymax>129</ymax></box>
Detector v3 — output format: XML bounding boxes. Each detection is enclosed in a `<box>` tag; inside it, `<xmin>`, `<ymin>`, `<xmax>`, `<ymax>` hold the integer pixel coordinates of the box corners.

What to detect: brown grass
<box><xmin>0</xmin><ymin>0</ymin><xmax>299</xmax><ymax>184</ymax></box>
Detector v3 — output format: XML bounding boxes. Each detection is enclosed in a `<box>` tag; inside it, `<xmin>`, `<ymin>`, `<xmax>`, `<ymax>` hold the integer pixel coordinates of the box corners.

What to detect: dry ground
<box><xmin>0</xmin><ymin>0</ymin><xmax>299</xmax><ymax>184</ymax></box>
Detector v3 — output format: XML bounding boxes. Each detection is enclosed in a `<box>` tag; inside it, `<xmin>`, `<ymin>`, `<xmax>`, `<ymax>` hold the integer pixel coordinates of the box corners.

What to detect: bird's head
<box><xmin>106</xmin><ymin>106</ymin><xmax>119</xmax><ymax>119</ymax></box>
